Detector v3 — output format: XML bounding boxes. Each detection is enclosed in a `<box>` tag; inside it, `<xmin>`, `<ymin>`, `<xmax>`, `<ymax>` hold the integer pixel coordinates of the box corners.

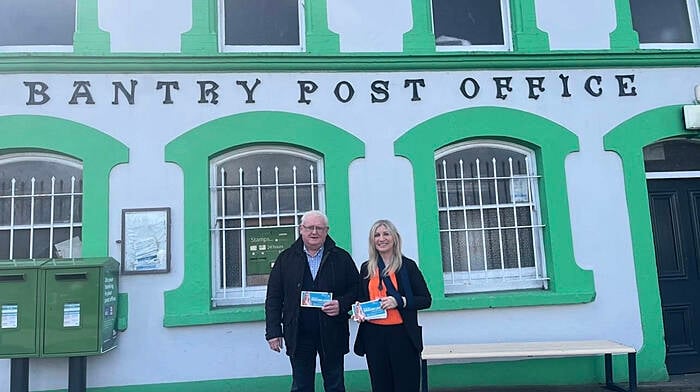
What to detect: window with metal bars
<box><xmin>435</xmin><ymin>141</ymin><xmax>547</xmax><ymax>294</ymax></box>
<box><xmin>0</xmin><ymin>154</ymin><xmax>83</xmax><ymax>260</ymax></box>
<box><xmin>210</xmin><ymin>146</ymin><xmax>324</xmax><ymax>306</ymax></box>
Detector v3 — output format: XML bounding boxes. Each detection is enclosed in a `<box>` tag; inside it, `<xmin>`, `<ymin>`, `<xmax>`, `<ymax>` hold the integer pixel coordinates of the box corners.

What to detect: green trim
<box><xmin>73</xmin><ymin>0</ymin><xmax>111</xmax><ymax>54</ymax></box>
<box><xmin>305</xmin><ymin>0</ymin><xmax>340</xmax><ymax>53</ymax></box>
<box><xmin>510</xmin><ymin>0</ymin><xmax>549</xmax><ymax>52</ymax></box>
<box><xmin>163</xmin><ymin>111</ymin><xmax>364</xmax><ymax>327</ymax></box>
<box><xmin>182</xmin><ymin>0</ymin><xmax>339</xmax><ymax>55</ymax></box>
<box><xmin>403</xmin><ymin>0</ymin><xmax>436</xmax><ymax>53</ymax></box>
<box><xmin>0</xmin><ymin>115</ymin><xmax>128</xmax><ymax>257</ymax></box>
<box><xmin>32</xmin><ymin>355</ymin><xmax>657</xmax><ymax>391</ymax></box>
<box><xmin>609</xmin><ymin>0</ymin><xmax>640</xmax><ymax>51</ymax></box>
<box><xmin>35</xmin><ymin>369</ymin><xmax>372</xmax><ymax>392</ymax></box>
<box><xmin>4</xmin><ymin>51</ymin><xmax>700</xmax><ymax>71</ymax></box>
<box><xmin>117</xmin><ymin>293</ymin><xmax>128</xmax><ymax>332</ymax></box>
<box><xmin>602</xmin><ymin>105</ymin><xmax>694</xmax><ymax>382</ymax></box>
<box><xmin>395</xmin><ymin>106</ymin><xmax>595</xmax><ymax>311</ymax></box>
<box><xmin>181</xmin><ymin>0</ymin><xmax>219</xmax><ymax>55</ymax></box>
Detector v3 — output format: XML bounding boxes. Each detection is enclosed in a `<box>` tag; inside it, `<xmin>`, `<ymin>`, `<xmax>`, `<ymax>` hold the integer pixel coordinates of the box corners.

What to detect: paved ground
<box><xmin>438</xmin><ymin>373</ymin><xmax>700</xmax><ymax>391</ymax></box>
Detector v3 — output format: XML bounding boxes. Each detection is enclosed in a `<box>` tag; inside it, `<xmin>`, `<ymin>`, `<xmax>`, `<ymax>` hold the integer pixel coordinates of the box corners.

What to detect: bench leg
<box><xmin>628</xmin><ymin>353</ymin><xmax>637</xmax><ymax>392</ymax></box>
<box><xmin>421</xmin><ymin>359</ymin><xmax>429</xmax><ymax>392</ymax></box>
<box><xmin>603</xmin><ymin>353</ymin><xmax>637</xmax><ymax>392</ymax></box>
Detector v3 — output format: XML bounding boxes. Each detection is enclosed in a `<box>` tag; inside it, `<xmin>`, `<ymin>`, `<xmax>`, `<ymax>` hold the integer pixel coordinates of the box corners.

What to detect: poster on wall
<box><xmin>121</xmin><ymin>208</ymin><xmax>171</xmax><ymax>274</ymax></box>
<box><xmin>245</xmin><ymin>226</ymin><xmax>295</xmax><ymax>275</ymax></box>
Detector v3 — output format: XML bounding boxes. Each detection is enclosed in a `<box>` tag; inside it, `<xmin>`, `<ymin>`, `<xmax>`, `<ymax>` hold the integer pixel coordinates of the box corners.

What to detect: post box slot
<box><xmin>0</xmin><ymin>274</ymin><xmax>25</xmax><ymax>282</ymax></box>
<box><xmin>54</xmin><ymin>273</ymin><xmax>88</xmax><ymax>281</ymax></box>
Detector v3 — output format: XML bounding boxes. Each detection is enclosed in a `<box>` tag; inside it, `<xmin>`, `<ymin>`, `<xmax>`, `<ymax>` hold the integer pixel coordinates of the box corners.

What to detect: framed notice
<box><xmin>246</xmin><ymin>226</ymin><xmax>295</xmax><ymax>275</ymax></box>
<box><xmin>121</xmin><ymin>208</ymin><xmax>171</xmax><ymax>274</ymax></box>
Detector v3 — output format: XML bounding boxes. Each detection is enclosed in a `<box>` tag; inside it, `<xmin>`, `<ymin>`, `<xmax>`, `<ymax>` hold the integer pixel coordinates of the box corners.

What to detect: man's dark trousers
<box><xmin>290</xmin><ymin>331</ymin><xmax>345</xmax><ymax>392</ymax></box>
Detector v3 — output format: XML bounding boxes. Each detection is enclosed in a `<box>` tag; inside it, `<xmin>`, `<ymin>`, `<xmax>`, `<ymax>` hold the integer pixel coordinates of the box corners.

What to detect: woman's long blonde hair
<box><xmin>366</xmin><ymin>219</ymin><xmax>403</xmax><ymax>279</ymax></box>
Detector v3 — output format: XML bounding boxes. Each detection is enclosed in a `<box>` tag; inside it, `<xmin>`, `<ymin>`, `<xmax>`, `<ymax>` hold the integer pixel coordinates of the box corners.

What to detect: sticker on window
<box><xmin>511</xmin><ymin>177</ymin><xmax>530</xmax><ymax>203</ymax></box>
<box><xmin>1</xmin><ymin>304</ymin><xmax>18</xmax><ymax>329</ymax></box>
<box><xmin>63</xmin><ymin>303</ymin><xmax>81</xmax><ymax>327</ymax></box>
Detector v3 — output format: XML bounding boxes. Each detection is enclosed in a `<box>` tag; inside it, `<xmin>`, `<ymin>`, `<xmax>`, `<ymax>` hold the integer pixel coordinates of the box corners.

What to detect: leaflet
<box><xmin>352</xmin><ymin>299</ymin><xmax>387</xmax><ymax>321</ymax></box>
<box><xmin>300</xmin><ymin>291</ymin><xmax>333</xmax><ymax>308</ymax></box>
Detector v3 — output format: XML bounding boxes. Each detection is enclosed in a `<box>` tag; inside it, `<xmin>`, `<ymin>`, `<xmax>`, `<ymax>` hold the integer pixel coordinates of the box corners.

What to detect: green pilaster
<box><xmin>609</xmin><ymin>0</ymin><xmax>640</xmax><ymax>51</ymax></box>
<box><xmin>510</xmin><ymin>0</ymin><xmax>549</xmax><ymax>52</ymax></box>
<box><xmin>403</xmin><ymin>0</ymin><xmax>436</xmax><ymax>53</ymax></box>
<box><xmin>181</xmin><ymin>0</ymin><xmax>219</xmax><ymax>54</ymax></box>
<box><xmin>73</xmin><ymin>0</ymin><xmax>110</xmax><ymax>54</ymax></box>
<box><xmin>305</xmin><ymin>0</ymin><xmax>340</xmax><ymax>53</ymax></box>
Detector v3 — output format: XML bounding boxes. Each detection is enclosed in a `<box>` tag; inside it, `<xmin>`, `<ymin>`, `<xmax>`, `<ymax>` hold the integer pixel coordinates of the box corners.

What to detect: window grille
<box><xmin>435</xmin><ymin>142</ymin><xmax>547</xmax><ymax>294</ymax></box>
<box><xmin>0</xmin><ymin>154</ymin><xmax>83</xmax><ymax>260</ymax></box>
<box><xmin>211</xmin><ymin>147</ymin><xmax>324</xmax><ymax>306</ymax></box>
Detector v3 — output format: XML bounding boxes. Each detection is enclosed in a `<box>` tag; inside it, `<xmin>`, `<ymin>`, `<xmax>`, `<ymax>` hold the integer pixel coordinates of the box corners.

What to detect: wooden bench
<box><xmin>421</xmin><ymin>340</ymin><xmax>637</xmax><ymax>392</ymax></box>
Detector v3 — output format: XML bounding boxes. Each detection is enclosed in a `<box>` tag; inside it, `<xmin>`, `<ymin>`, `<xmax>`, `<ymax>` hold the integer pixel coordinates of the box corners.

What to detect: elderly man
<box><xmin>265</xmin><ymin>210</ymin><xmax>359</xmax><ymax>392</ymax></box>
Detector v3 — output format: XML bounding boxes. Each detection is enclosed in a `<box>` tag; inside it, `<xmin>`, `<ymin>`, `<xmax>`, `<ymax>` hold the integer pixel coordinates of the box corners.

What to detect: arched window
<box><xmin>644</xmin><ymin>138</ymin><xmax>700</xmax><ymax>175</ymax></box>
<box><xmin>0</xmin><ymin>153</ymin><xmax>83</xmax><ymax>259</ymax></box>
<box><xmin>210</xmin><ymin>146</ymin><xmax>324</xmax><ymax>306</ymax></box>
<box><xmin>435</xmin><ymin>141</ymin><xmax>546</xmax><ymax>294</ymax></box>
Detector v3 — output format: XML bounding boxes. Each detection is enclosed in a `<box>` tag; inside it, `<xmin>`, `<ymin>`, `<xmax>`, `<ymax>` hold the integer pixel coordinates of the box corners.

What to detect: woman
<box><xmin>353</xmin><ymin>219</ymin><xmax>432</xmax><ymax>392</ymax></box>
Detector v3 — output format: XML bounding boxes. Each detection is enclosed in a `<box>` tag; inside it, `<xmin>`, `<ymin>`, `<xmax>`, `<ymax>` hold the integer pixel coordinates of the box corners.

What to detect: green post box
<box><xmin>0</xmin><ymin>259</ymin><xmax>47</xmax><ymax>358</ymax></box>
<box><xmin>41</xmin><ymin>257</ymin><xmax>119</xmax><ymax>357</ymax></box>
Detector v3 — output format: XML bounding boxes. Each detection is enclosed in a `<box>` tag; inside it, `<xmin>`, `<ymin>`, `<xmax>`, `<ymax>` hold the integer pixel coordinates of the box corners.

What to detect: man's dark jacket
<box><xmin>265</xmin><ymin>235</ymin><xmax>359</xmax><ymax>358</ymax></box>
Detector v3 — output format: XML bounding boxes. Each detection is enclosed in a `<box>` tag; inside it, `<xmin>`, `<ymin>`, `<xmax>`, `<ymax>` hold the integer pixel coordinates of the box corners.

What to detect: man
<box><xmin>265</xmin><ymin>210</ymin><xmax>359</xmax><ymax>392</ymax></box>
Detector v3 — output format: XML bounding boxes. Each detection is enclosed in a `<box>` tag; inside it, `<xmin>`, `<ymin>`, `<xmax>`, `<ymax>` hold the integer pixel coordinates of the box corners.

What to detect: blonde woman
<box><xmin>353</xmin><ymin>219</ymin><xmax>432</xmax><ymax>392</ymax></box>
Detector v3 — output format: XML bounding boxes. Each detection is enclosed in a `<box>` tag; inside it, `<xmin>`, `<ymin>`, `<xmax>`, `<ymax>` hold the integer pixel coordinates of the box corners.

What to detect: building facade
<box><xmin>1</xmin><ymin>0</ymin><xmax>700</xmax><ymax>390</ymax></box>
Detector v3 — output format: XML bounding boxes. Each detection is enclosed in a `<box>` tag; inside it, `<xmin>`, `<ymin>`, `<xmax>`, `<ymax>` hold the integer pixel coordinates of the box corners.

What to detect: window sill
<box><xmin>164</xmin><ymin>304</ymin><xmax>265</xmax><ymax>327</ymax></box>
<box><xmin>427</xmin><ymin>288</ymin><xmax>596</xmax><ymax>312</ymax></box>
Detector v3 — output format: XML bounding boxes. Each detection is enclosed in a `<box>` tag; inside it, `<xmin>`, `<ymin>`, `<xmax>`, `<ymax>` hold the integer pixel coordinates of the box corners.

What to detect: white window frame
<box><xmin>218</xmin><ymin>0</ymin><xmax>306</xmax><ymax>53</ymax></box>
<box><xmin>637</xmin><ymin>0</ymin><xmax>700</xmax><ymax>50</ymax></box>
<box><xmin>435</xmin><ymin>140</ymin><xmax>547</xmax><ymax>294</ymax></box>
<box><xmin>0</xmin><ymin>0</ymin><xmax>76</xmax><ymax>53</ymax></box>
<box><xmin>432</xmin><ymin>0</ymin><xmax>512</xmax><ymax>52</ymax></box>
<box><xmin>210</xmin><ymin>146</ymin><xmax>325</xmax><ymax>306</ymax></box>
<box><xmin>0</xmin><ymin>152</ymin><xmax>83</xmax><ymax>259</ymax></box>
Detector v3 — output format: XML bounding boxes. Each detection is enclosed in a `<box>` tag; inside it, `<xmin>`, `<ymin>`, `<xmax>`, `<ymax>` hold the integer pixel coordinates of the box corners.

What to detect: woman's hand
<box><xmin>379</xmin><ymin>296</ymin><xmax>398</xmax><ymax>310</ymax></box>
<box><xmin>352</xmin><ymin>301</ymin><xmax>366</xmax><ymax>323</ymax></box>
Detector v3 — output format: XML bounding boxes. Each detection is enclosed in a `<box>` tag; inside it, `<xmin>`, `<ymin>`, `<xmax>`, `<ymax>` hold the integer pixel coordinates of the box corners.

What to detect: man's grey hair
<box><xmin>300</xmin><ymin>210</ymin><xmax>329</xmax><ymax>227</ymax></box>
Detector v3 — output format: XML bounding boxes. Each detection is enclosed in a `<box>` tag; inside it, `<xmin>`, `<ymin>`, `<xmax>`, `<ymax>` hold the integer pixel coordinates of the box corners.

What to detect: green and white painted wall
<box><xmin>2</xmin><ymin>0</ymin><xmax>700</xmax><ymax>390</ymax></box>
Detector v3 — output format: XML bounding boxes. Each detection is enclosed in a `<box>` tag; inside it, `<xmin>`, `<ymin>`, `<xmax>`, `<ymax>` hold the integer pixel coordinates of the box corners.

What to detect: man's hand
<box><xmin>321</xmin><ymin>299</ymin><xmax>340</xmax><ymax>316</ymax></box>
<box><xmin>268</xmin><ymin>337</ymin><xmax>284</xmax><ymax>352</ymax></box>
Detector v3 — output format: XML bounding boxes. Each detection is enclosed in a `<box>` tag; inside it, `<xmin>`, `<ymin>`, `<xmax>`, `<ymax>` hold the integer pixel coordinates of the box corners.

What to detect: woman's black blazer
<box><xmin>354</xmin><ymin>256</ymin><xmax>432</xmax><ymax>356</ymax></box>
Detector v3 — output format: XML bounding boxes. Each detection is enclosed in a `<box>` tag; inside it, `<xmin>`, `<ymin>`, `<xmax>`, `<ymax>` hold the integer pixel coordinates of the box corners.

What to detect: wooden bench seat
<box><xmin>421</xmin><ymin>340</ymin><xmax>637</xmax><ymax>392</ymax></box>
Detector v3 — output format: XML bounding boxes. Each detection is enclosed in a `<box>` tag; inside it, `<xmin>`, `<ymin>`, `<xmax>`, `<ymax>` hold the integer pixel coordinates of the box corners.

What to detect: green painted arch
<box><xmin>0</xmin><ymin>115</ymin><xmax>128</xmax><ymax>256</ymax></box>
<box><xmin>603</xmin><ymin>105</ymin><xmax>690</xmax><ymax>382</ymax></box>
<box><xmin>163</xmin><ymin>111</ymin><xmax>364</xmax><ymax>326</ymax></box>
<box><xmin>395</xmin><ymin>106</ymin><xmax>594</xmax><ymax>311</ymax></box>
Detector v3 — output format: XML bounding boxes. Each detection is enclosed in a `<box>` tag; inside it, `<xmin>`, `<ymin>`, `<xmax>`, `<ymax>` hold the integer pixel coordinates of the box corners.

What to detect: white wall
<box><xmin>536</xmin><ymin>0</ymin><xmax>617</xmax><ymax>50</ymax></box>
<box><xmin>0</xmin><ymin>67</ymin><xmax>696</xmax><ymax>389</ymax></box>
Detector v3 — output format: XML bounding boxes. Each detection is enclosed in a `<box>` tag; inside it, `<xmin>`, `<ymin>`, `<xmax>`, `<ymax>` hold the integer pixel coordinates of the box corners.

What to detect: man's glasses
<box><xmin>301</xmin><ymin>225</ymin><xmax>328</xmax><ymax>233</ymax></box>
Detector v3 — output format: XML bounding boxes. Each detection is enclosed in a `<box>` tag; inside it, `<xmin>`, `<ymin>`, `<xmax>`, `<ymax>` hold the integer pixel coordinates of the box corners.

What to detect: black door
<box><xmin>648</xmin><ymin>178</ymin><xmax>700</xmax><ymax>374</ymax></box>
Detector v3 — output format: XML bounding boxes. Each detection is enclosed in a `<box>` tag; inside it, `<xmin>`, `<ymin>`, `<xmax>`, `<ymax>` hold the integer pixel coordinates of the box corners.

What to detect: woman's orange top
<box><xmin>367</xmin><ymin>271</ymin><xmax>403</xmax><ymax>325</ymax></box>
